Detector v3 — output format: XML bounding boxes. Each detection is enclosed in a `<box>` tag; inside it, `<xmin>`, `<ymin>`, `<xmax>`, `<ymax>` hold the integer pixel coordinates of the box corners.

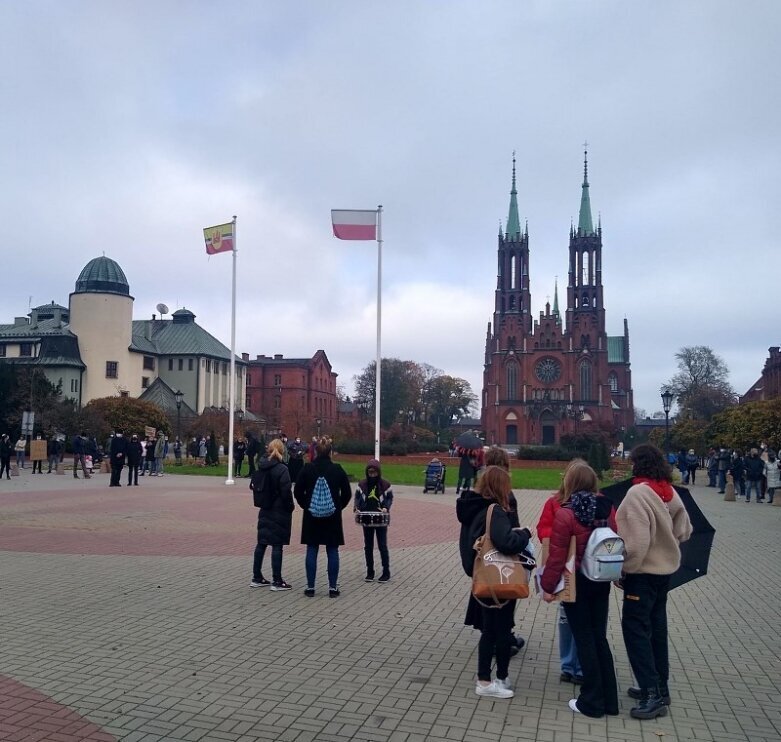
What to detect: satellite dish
<box><xmin>156</xmin><ymin>303</ymin><xmax>169</xmax><ymax>315</ymax></box>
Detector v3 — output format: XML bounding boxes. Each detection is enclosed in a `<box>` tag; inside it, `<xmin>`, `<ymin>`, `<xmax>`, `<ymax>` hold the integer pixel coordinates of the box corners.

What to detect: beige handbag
<box><xmin>472</xmin><ymin>504</ymin><xmax>532</xmax><ymax>606</ymax></box>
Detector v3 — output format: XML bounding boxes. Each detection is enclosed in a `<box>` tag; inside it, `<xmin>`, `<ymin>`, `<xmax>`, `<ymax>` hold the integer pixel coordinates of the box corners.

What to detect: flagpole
<box><xmin>225</xmin><ymin>215</ymin><xmax>237</xmax><ymax>486</ymax></box>
<box><xmin>374</xmin><ymin>205</ymin><xmax>382</xmax><ymax>461</ymax></box>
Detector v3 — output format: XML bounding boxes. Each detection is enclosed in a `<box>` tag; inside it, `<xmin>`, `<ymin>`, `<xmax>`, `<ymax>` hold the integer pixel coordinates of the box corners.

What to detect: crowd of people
<box><xmin>700</xmin><ymin>445</ymin><xmax>781</xmax><ymax>502</ymax></box>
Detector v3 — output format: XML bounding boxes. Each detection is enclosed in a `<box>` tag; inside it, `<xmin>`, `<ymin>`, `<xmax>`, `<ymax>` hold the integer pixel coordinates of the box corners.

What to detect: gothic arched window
<box><xmin>579</xmin><ymin>361</ymin><xmax>592</xmax><ymax>401</ymax></box>
<box><xmin>510</xmin><ymin>254</ymin><xmax>516</xmax><ymax>290</ymax></box>
<box><xmin>609</xmin><ymin>372</ymin><xmax>618</xmax><ymax>393</ymax></box>
<box><xmin>506</xmin><ymin>361</ymin><xmax>519</xmax><ymax>401</ymax></box>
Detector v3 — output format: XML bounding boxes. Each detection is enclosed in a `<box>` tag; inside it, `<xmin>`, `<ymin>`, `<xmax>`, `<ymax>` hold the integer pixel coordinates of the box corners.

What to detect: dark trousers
<box><xmin>253</xmin><ymin>543</ymin><xmax>283</xmax><ymax>583</ymax></box>
<box><xmin>477</xmin><ymin>601</ymin><xmax>515</xmax><ymax>682</ymax></box>
<box><xmin>73</xmin><ymin>454</ymin><xmax>88</xmax><ymax>477</ymax></box>
<box><xmin>110</xmin><ymin>462</ymin><xmax>124</xmax><ymax>486</ymax></box>
<box><xmin>363</xmin><ymin>526</ymin><xmax>389</xmax><ymax>576</ymax></box>
<box><xmin>234</xmin><ymin>459</ymin><xmax>243</xmax><ymax>477</ymax></box>
<box><xmin>127</xmin><ymin>464</ymin><xmax>139</xmax><ymax>485</ymax></box>
<box><xmin>0</xmin><ymin>456</ymin><xmax>10</xmax><ymax>478</ymax></box>
<box><xmin>32</xmin><ymin>460</ymin><xmax>42</xmax><ymax>473</ymax></box>
<box><xmin>621</xmin><ymin>573</ymin><xmax>671</xmax><ymax>693</ymax></box>
<box><xmin>564</xmin><ymin>574</ymin><xmax>618</xmax><ymax>717</ymax></box>
<box><xmin>247</xmin><ymin>456</ymin><xmax>256</xmax><ymax>478</ymax></box>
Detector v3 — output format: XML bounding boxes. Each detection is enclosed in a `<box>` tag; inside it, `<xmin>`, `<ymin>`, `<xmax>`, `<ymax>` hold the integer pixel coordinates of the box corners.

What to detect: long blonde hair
<box><xmin>560</xmin><ymin>459</ymin><xmax>598</xmax><ymax>504</ymax></box>
<box><xmin>266</xmin><ymin>438</ymin><xmax>285</xmax><ymax>462</ymax></box>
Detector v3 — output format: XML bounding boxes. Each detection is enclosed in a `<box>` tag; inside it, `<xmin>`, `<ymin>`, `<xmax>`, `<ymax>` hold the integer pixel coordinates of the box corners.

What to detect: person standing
<box><xmin>233</xmin><ymin>437</ymin><xmax>246</xmax><ymax>478</ymax></box>
<box><xmin>616</xmin><ymin>444</ymin><xmax>692</xmax><ymax>720</ymax></box>
<box><xmin>541</xmin><ymin>461</ymin><xmax>619</xmax><ymax>718</ymax></box>
<box><xmin>287</xmin><ymin>436</ymin><xmax>307</xmax><ymax>483</ymax></box>
<box><xmin>173</xmin><ymin>438</ymin><xmax>182</xmax><ymax>466</ymax></box>
<box><xmin>245</xmin><ymin>433</ymin><xmax>258</xmax><ymax>478</ymax></box>
<box><xmin>456</xmin><ymin>448</ymin><xmax>475</xmax><ymax>494</ymax></box>
<box><xmin>706</xmin><ymin>448</ymin><xmax>718</xmax><ymax>487</ymax></box>
<box><xmin>308</xmin><ymin>436</ymin><xmax>318</xmax><ymax>462</ymax></box>
<box><xmin>250</xmin><ymin>438</ymin><xmax>295</xmax><ymax>591</ymax></box>
<box><xmin>456</xmin><ymin>465</ymin><xmax>531</xmax><ymax>700</ymax></box>
<box><xmin>31</xmin><ymin>434</ymin><xmax>45</xmax><ymax>473</ymax></box>
<box><xmin>72</xmin><ymin>432</ymin><xmax>90</xmax><ymax>479</ymax></box>
<box><xmin>154</xmin><ymin>433</ymin><xmax>166</xmax><ymax>477</ymax></box>
<box><xmin>293</xmin><ymin>436</ymin><xmax>352</xmax><ymax>598</ymax></box>
<box><xmin>14</xmin><ymin>436</ymin><xmax>26</xmax><ymax>469</ymax></box>
<box><xmin>729</xmin><ymin>450</ymin><xmax>746</xmax><ymax>500</ymax></box>
<box><xmin>109</xmin><ymin>431</ymin><xmax>128</xmax><ymax>487</ymax></box>
<box><xmin>716</xmin><ymin>447</ymin><xmax>730</xmax><ymax>493</ymax></box>
<box><xmin>198</xmin><ymin>436</ymin><xmax>207</xmax><ymax>464</ymax></box>
<box><xmin>145</xmin><ymin>435</ymin><xmax>157</xmax><ymax>476</ymax></box>
<box><xmin>127</xmin><ymin>434</ymin><xmax>143</xmax><ymax>486</ymax></box>
<box><xmin>685</xmin><ymin>449</ymin><xmax>698</xmax><ymax>485</ymax></box>
<box><xmin>764</xmin><ymin>450</ymin><xmax>780</xmax><ymax>504</ymax></box>
<box><xmin>0</xmin><ymin>434</ymin><xmax>12</xmax><ymax>479</ymax></box>
<box><xmin>47</xmin><ymin>435</ymin><xmax>61</xmax><ymax>473</ymax></box>
<box><xmin>744</xmin><ymin>448</ymin><xmax>764</xmax><ymax>502</ymax></box>
<box><xmin>354</xmin><ymin>459</ymin><xmax>393</xmax><ymax>582</ymax></box>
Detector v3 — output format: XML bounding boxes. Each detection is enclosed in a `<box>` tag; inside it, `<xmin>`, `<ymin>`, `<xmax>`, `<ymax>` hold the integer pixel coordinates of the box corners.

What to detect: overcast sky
<box><xmin>2</xmin><ymin>1</ymin><xmax>779</xmax><ymax>418</ymax></box>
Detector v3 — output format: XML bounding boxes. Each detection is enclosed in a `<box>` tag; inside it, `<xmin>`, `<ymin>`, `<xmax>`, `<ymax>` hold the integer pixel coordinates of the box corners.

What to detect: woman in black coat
<box><xmin>293</xmin><ymin>437</ymin><xmax>352</xmax><ymax>597</ymax></box>
<box><xmin>456</xmin><ymin>465</ymin><xmax>531</xmax><ymax>700</ymax></box>
<box><xmin>250</xmin><ymin>439</ymin><xmax>294</xmax><ymax>590</ymax></box>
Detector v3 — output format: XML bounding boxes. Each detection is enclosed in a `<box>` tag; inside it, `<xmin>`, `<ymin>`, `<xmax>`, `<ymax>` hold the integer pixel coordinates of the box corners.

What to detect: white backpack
<box><xmin>580</xmin><ymin>524</ymin><xmax>625</xmax><ymax>582</ymax></box>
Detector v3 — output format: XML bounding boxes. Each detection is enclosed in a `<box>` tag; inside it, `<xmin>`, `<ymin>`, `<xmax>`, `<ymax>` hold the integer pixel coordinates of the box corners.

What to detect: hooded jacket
<box><xmin>251</xmin><ymin>457</ymin><xmax>294</xmax><ymax>545</ymax></box>
<box><xmin>294</xmin><ymin>454</ymin><xmax>353</xmax><ymax>546</ymax></box>
<box><xmin>455</xmin><ymin>490</ymin><xmax>530</xmax><ymax>578</ymax></box>
<box><xmin>354</xmin><ymin>459</ymin><xmax>393</xmax><ymax>512</ymax></box>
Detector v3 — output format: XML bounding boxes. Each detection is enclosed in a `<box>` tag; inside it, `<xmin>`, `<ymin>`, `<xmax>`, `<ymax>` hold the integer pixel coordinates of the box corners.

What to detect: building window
<box><xmin>143</xmin><ymin>356</ymin><xmax>155</xmax><ymax>371</ymax></box>
<box><xmin>580</xmin><ymin>361</ymin><xmax>592</xmax><ymax>401</ymax></box>
<box><xmin>0</xmin><ymin>344</ymin><xmax>6</xmax><ymax>357</ymax></box>
<box><xmin>120</xmin><ymin>390</ymin><xmax>129</xmax><ymax>397</ymax></box>
<box><xmin>274</xmin><ymin>396</ymin><xmax>281</xmax><ymax>409</ymax></box>
<box><xmin>205</xmin><ymin>359</ymin><xmax>211</xmax><ymax>372</ymax></box>
<box><xmin>106</xmin><ymin>361</ymin><xmax>118</xmax><ymax>378</ymax></box>
<box><xmin>189</xmin><ymin>358</ymin><xmax>194</xmax><ymax>371</ymax></box>
<box><xmin>70</xmin><ymin>378</ymin><xmax>79</xmax><ymax>393</ymax></box>
<box><xmin>609</xmin><ymin>372</ymin><xmax>618</xmax><ymax>393</ymax></box>
<box><xmin>142</xmin><ymin>376</ymin><xmax>150</xmax><ymax>389</ymax></box>
<box><xmin>19</xmin><ymin>343</ymin><xmax>33</xmax><ymax>357</ymax></box>
<box><xmin>274</xmin><ymin>374</ymin><xmax>281</xmax><ymax>386</ymax></box>
<box><xmin>247</xmin><ymin>373</ymin><xmax>252</xmax><ymax>385</ymax></box>
<box><xmin>178</xmin><ymin>358</ymin><xmax>183</xmax><ymax>371</ymax></box>
<box><xmin>168</xmin><ymin>358</ymin><xmax>174</xmax><ymax>371</ymax></box>
<box><xmin>506</xmin><ymin>362</ymin><xmax>518</xmax><ymax>401</ymax></box>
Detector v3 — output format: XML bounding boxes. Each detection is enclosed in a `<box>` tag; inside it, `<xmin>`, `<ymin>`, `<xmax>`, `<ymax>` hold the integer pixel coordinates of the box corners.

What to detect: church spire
<box><xmin>506</xmin><ymin>152</ymin><xmax>521</xmax><ymax>237</ymax></box>
<box><xmin>578</xmin><ymin>145</ymin><xmax>594</xmax><ymax>235</ymax></box>
<box><xmin>553</xmin><ymin>277</ymin><xmax>560</xmax><ymax>319</ymax></box>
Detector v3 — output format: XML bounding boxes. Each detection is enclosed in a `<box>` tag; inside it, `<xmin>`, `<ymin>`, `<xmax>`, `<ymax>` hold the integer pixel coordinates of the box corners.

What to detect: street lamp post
<box><xmin>174</xmin><ymin>389</ymin><xmax>184</xmax><ymax>445</ymax></box>
<box><xmin>661</xmin><ymin>389</ymin><xmax>674</xmax><ymax>454</ymax></box>
<box><xmin>315</xmin><ymin>417</ymin><xmax>322</xmax><ymax>438</ymax></box>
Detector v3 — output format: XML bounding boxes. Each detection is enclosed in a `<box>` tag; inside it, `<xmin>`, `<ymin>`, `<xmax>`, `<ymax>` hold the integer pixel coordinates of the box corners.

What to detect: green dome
<box><xmin>74</xmin><ymin>257</ymin><xmax>130</xmax><ymax>296</ymax></box>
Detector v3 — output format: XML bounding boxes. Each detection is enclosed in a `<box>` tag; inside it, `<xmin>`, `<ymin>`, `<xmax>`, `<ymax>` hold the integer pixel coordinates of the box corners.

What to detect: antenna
<box><xmin>156</xmin><ymin>303</ymin><xmax>169</xmax><ymax>316</ymax></box>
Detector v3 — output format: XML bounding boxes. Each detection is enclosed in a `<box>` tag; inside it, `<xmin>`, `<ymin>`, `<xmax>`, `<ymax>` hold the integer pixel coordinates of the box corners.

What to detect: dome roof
<box><xmin>172</xmin><ymin>307</ymin><xmax>196</xmax><ymax>324</ymax></box>
<box><xmin>74</xmin><ymin>257</ymin><xmax>130</xmax><ymax>296</ymax></box>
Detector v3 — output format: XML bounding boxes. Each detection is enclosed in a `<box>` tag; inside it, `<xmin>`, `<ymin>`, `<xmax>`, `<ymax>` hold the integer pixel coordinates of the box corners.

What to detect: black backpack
<box><xmin>251</xmin><ymin>468</ymin><xmax>275</xmax><ymax>509</ymax></box>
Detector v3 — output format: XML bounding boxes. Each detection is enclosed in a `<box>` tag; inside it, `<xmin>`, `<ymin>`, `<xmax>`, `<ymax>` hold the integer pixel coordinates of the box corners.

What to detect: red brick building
<box><xmin>741</xmin><ymin>347</ymin><xmax>781</xmax><ymax>403</ymax></box>
<box><xmin>481</xmin><ymin>153</ymin><xmax>634</xmax><ymax>445</ymax></box>
<box><xmin>243</xmin><ymin>350</ymin><xmax>338</xmax><ymax>437</ymax></box>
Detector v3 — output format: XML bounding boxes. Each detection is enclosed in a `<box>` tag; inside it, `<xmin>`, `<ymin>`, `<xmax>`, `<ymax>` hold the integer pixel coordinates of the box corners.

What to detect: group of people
<box><xmin>233</xmin><ymin>433</ymin><xmax>317</xmax><ymax>480</ymax></box>
<box><xmin>248</xmin><ymin>436</ymin><xmax>392</xmax><ymax>594</ymax></box>
<box><xmin>705</xmin><ymin>445</ymin><xmax>780</xmax><ymax>503</ymax></box>
<box><xmin>457</xmin><ymin>443</ymin><xmax>693</xmax><ymax>721</ymax></box>
<box><xmin>0</xmin><ymin>433</ymin><xmax>70</xmax><ymax>477</ymax></box>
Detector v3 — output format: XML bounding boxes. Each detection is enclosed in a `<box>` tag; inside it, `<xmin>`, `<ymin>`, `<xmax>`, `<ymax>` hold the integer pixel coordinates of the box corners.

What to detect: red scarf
<box><xmin>633</xmin><ymin>477</ymin><xmax>674</xmax><ymax>503</ymax></box>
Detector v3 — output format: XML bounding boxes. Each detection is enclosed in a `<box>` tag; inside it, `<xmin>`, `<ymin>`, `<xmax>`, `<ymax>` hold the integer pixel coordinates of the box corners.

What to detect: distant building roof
<box><xmin>74</xmin><ymin>256</ymin><xmax>131</xmax><ymax>297</ymax></box>
<box><xmin>139</xmin><ymin>378</ymin><xmax>197</xmax><ymax>416</ymax></box>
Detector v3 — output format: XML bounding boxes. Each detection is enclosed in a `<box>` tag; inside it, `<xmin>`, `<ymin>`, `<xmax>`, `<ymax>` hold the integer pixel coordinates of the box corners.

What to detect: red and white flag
<box><xmin>331</xmin><ymin>209</ymin><xmax>378</xmax><ymax>241</ymax></box>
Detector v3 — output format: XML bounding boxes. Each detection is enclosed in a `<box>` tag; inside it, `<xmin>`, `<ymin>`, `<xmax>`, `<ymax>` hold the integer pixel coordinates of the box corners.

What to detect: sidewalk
<box><xmin>1</xmin><ymin>470</ymin><xmax>779</xmax><ymax>741</ymax></box>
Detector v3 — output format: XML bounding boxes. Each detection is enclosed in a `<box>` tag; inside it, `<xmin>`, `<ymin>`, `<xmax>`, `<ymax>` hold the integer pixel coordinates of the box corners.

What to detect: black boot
<box><xmin>630</xmin><ymin>688</ymin><xmax>668</xmax><ymax>719</ymax></box>
<box><xmin>628</xmin><ymin>685</ymin><xmax>671</xmax><ymax>705</ymax></box>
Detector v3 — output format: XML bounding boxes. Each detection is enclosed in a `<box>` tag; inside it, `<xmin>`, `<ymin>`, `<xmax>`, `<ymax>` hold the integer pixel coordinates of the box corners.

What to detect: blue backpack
<box><xmin>309</xmin><ymin>476</ymin><xmax>336</xmax><ymax>518</ymax></box>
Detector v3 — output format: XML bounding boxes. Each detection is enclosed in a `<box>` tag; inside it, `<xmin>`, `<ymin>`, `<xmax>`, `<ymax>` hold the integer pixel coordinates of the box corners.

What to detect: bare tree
<box><xmin>664</xmin><ymin>346</ymin><xmax>735</xmax><ymax>421</ymax></box>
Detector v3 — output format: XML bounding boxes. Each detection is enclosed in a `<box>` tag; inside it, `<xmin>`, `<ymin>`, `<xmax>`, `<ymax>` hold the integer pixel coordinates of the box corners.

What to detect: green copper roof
<box><xmin>552</xmin><ymin>279</ymin><xmax>560</xmax><ymax>318</ymax></box>
<box><xmin>578</xmin><ymin>150</ymin><xmax>594</xmax><ymax>235</ymax></box>
<box><xmin>607</xmin><ymin>336</ymin><xmax>625</xmax><ymax>363</ymax></box>
<box><xmin>506</xmin><ymin>155</ymin><xmax>521</xmax><ymax>237</ymax></box>
<box><xmin>74</xmin><ymin>256</ymin><xmax>130</xmax><ymax>296</ymax></box>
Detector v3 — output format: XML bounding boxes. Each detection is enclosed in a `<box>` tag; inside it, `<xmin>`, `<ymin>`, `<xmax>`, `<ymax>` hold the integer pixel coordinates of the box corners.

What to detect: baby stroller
<box><xmin>423</xmin><ymin>458</ymin><xmax>446</xmax><ymax>493</ymax></box>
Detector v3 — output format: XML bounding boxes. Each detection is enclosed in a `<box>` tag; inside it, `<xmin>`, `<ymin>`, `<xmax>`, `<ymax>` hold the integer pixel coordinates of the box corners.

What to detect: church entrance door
<box><xmin>540</xmin><ymin>411</ymin><xmax>556</xmax><ymax>445</ymax></box>
<box><xmin>505</xmin><ymin>425</ymin><xmax>518</xmax><ymax>445</ymax></box>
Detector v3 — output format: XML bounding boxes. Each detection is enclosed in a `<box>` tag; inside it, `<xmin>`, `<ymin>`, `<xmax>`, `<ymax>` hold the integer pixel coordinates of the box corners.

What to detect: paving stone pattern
<box><xmin>0</xmin><ymin>470</ymin><xmax>779</xmax><ymax>741</ymax></box>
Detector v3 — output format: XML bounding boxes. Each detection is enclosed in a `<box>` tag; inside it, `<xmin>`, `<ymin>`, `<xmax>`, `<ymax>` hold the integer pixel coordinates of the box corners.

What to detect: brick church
<box><xmin>481</xmin><ymin>152</ymin><xmax>633</xmax><ymax>446</ymax></box>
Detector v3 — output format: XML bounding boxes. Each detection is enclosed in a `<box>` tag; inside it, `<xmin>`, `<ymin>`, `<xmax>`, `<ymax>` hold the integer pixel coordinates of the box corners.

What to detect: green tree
<box><xmin>669</xmin><ymin>418</ymin><xmax>710</xmax><ymax>455</ymax></box>
<box><xmin>82</xmin><ymin>397</ymin><xmax>171</xmax><ymax>441</ymax></box>
<box><xmin>422</xmin><ymin>374</ymin><xmax>477</xmax><ymax>431</ymax></box>
<box><xmin>665</xmin><ymin>346</ymin><xmax>735</xmax><ymax>421</ymax></box>
<box><xmin>0</xmin><ymin>366</ymin><xmax>78</xmax><ymax>437</ymax></box>
<box><xmin>354</xmin><ymin>358</ymin><xmax>424</xmax><ymax>428</ymax></box>
<box><xmin>708</xmin><ymin>399</ymin><xmax>781</xmax><ymax>451</ymax></box>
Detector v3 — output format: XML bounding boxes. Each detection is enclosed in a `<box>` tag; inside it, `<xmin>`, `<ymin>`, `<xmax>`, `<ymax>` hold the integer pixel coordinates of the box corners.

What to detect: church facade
<box><xmin>481</xmin><ymin>153</ymin><xmax>633</xmax><ymax>446</ymax></box>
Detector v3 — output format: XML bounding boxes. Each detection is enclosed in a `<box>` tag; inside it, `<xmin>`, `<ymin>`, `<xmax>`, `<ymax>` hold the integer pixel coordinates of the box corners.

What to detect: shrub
<box><xmin>516</xmin><ymin>445</ymin><xmax>573</xmax><ymax>461</ymax></box>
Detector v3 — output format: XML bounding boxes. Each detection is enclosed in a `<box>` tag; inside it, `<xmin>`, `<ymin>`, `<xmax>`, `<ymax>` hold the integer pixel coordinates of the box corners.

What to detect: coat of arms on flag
<box><xmin>204</xmin><ymin>223</ymin><xmax>234</xmax><ymax>254</ymax></box>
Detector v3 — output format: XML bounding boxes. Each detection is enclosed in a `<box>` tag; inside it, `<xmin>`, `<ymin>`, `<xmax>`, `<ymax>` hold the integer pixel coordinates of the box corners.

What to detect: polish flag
<box><xmin>331</xmin><ymin>209</ymin><xmax>378</xmax><ymax>240</ymax></box>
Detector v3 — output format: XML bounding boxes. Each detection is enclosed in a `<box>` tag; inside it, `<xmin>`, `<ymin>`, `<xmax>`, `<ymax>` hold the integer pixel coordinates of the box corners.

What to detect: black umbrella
<box><xmin>600</xmin><ymin>479</ymin><xmax>715</xmax><ymax>590</ymax></box>
<box><xmin>454</xmin><ymin>432</ymin><xmax>483</xmax><ymax>450</ymax></box>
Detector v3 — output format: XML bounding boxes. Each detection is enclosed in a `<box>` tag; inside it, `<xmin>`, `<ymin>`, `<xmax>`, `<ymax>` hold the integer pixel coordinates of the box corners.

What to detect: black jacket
<box><xmin>0</xmin><ymin>438</ymin><xmax>11</xmax><ymax>458</ymax></box>
<box><xmin>294</xmin><ymin>455</ymin><xmax>352</xmax><ymax>546</ymax></box>
<box><xmin>455</xmin><ymin>490</ymin><xmax>530</xmax><ymax>577</ymax></box>
<box><xmin>110</xmin><ymin>435</ymin><xmax>129</xmax><ymax>463</ymax></box>
<box><xmin>745</xmin><ymin>454</ymin><xmax>764</xmax><ymax>481</ymax></box>
<box><xmin>127</xmin><ymin>440</ymin><xmax>143</xmax><ymax>466</ymax></box>
<box><xmin>251</xmin><ymin>458</ymin><xmax>294</xmax><ymax>545</ymax></box>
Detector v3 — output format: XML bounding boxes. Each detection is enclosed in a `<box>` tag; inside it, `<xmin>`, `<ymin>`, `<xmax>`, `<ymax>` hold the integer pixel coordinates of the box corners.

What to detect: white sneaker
<box><xmin>475</xmin><ymin>681</ymin><xmax>513</xmax><ymax>699</ymax></box>
<box><xmin>495</xmin><ymin>678</ymin><xmax>514</xmax><ymax>692</ymax></box>
<box><xmin>568</xmin><ymin>698</ymin><xmax>581</xmax><ymax>713</ymax></box>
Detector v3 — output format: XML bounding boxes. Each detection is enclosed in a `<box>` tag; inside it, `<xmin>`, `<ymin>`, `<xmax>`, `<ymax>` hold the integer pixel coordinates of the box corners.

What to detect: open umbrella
<box><xmin>600</xmin><ymin>479</ymin><xmax>715</xmax><ymax>590</ymax></box>
<box><xmin>454</xmin><ymin>432</ymin><xmax>483</xmax><ymax>450</ymax></box>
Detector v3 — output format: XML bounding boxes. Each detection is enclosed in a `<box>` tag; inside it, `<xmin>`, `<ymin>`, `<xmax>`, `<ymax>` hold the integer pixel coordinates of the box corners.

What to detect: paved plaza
<box><xmin>1</xmin><ymin>466</ymin><xmax>779</xmax><ymax>742</ymax></box>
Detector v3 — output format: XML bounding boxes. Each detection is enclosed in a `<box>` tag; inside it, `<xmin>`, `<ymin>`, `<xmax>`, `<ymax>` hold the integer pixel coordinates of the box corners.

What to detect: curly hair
<box><xmin>630</xmin><ymin>443</ymin><xmax>672</xmax><ymax>482</ymax></box>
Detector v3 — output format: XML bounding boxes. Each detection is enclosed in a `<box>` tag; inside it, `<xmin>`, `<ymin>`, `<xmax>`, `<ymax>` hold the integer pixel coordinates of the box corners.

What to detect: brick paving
<box><xmin>1</xmin><ymin>468</ymin><xmax>779</xmax><ymax>741</ymax></box>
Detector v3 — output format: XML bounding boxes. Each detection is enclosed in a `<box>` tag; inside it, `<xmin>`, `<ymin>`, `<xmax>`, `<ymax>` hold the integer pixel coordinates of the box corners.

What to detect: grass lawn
<box><xmin>168</xmin><ymin>460</ymin><xmax>566</xmax><ymax>490</ymax></box>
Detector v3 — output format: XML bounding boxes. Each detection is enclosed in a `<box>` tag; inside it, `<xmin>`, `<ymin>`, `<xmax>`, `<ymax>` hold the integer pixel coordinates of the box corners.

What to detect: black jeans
<box><xmin>0</xmin><ymin>456</ymin><xmax>10</xmax><ymax>478</ymax></box>
<box><xmin>110</xmin><ymin>463</ymin><xmax>124</xmax><ymax>486</ymax></box>
<box><xmin>477</xmin><ymin>601</ymin><xmax>515</xmax><ymax>682</ymax></box>
<box><xmin>621</xmin><ymin>573</ymin><xmax>671</xmax><ymax>693</ymax></box>
<box><xmin>564</xmin><ymin>574</ymin><xmax>618</xmax><ymax>717</ymax></box>
<box><xmin>32</xmin><ymin>460</ymin><xmax>42</xmax><ymax>473</ymax></box>
<box><xmin>253</xmin><ymin>543</ymin><xmax>283</xmax><ymax>583</ymax></box>
<box><xmin>363</xmin><ymin>526</ymin><xmax>389</xmax><ymax>576</ymax></box>
<box><xmin>127</xmin><ymin>464</ymin><xmax>139</xmax><ymax>485</ymax></box>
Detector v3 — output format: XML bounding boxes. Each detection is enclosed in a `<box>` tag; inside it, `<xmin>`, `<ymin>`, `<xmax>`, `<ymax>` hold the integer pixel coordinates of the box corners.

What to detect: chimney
<box><xmin>274</xmin><ymin>354</ymin><xmax>283</xmax><ymax>360</ymax></box>
<box><xmin>152</xmin><ymin>313</ymin><xmax>156</xmax><ymax>321</ymax></box>
<box><xmin>14</xmin><ymin>317</ymin><xmax>28</xmax><ymax>326</ymax></box>
<box><xmin>242</xmin><ymin>353</ymin><xmax>249</xmax><ymax>361</ymax></box>
<box><xmin>257</xmin><ymin>354</ymin><xmax>266</xmax><ymax>360</ymax></box>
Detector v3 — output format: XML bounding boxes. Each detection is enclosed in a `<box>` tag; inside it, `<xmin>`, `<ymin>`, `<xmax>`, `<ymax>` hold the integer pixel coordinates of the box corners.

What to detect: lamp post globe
<box><xmin>174</xmin><ymin>389</ymin><xmax>184</xmax><ymax>443</ymax></box>
<box><xmin>661</xmin><ymin>389</ymin><xmax>674</xmax><ymax>454</ymax></box>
